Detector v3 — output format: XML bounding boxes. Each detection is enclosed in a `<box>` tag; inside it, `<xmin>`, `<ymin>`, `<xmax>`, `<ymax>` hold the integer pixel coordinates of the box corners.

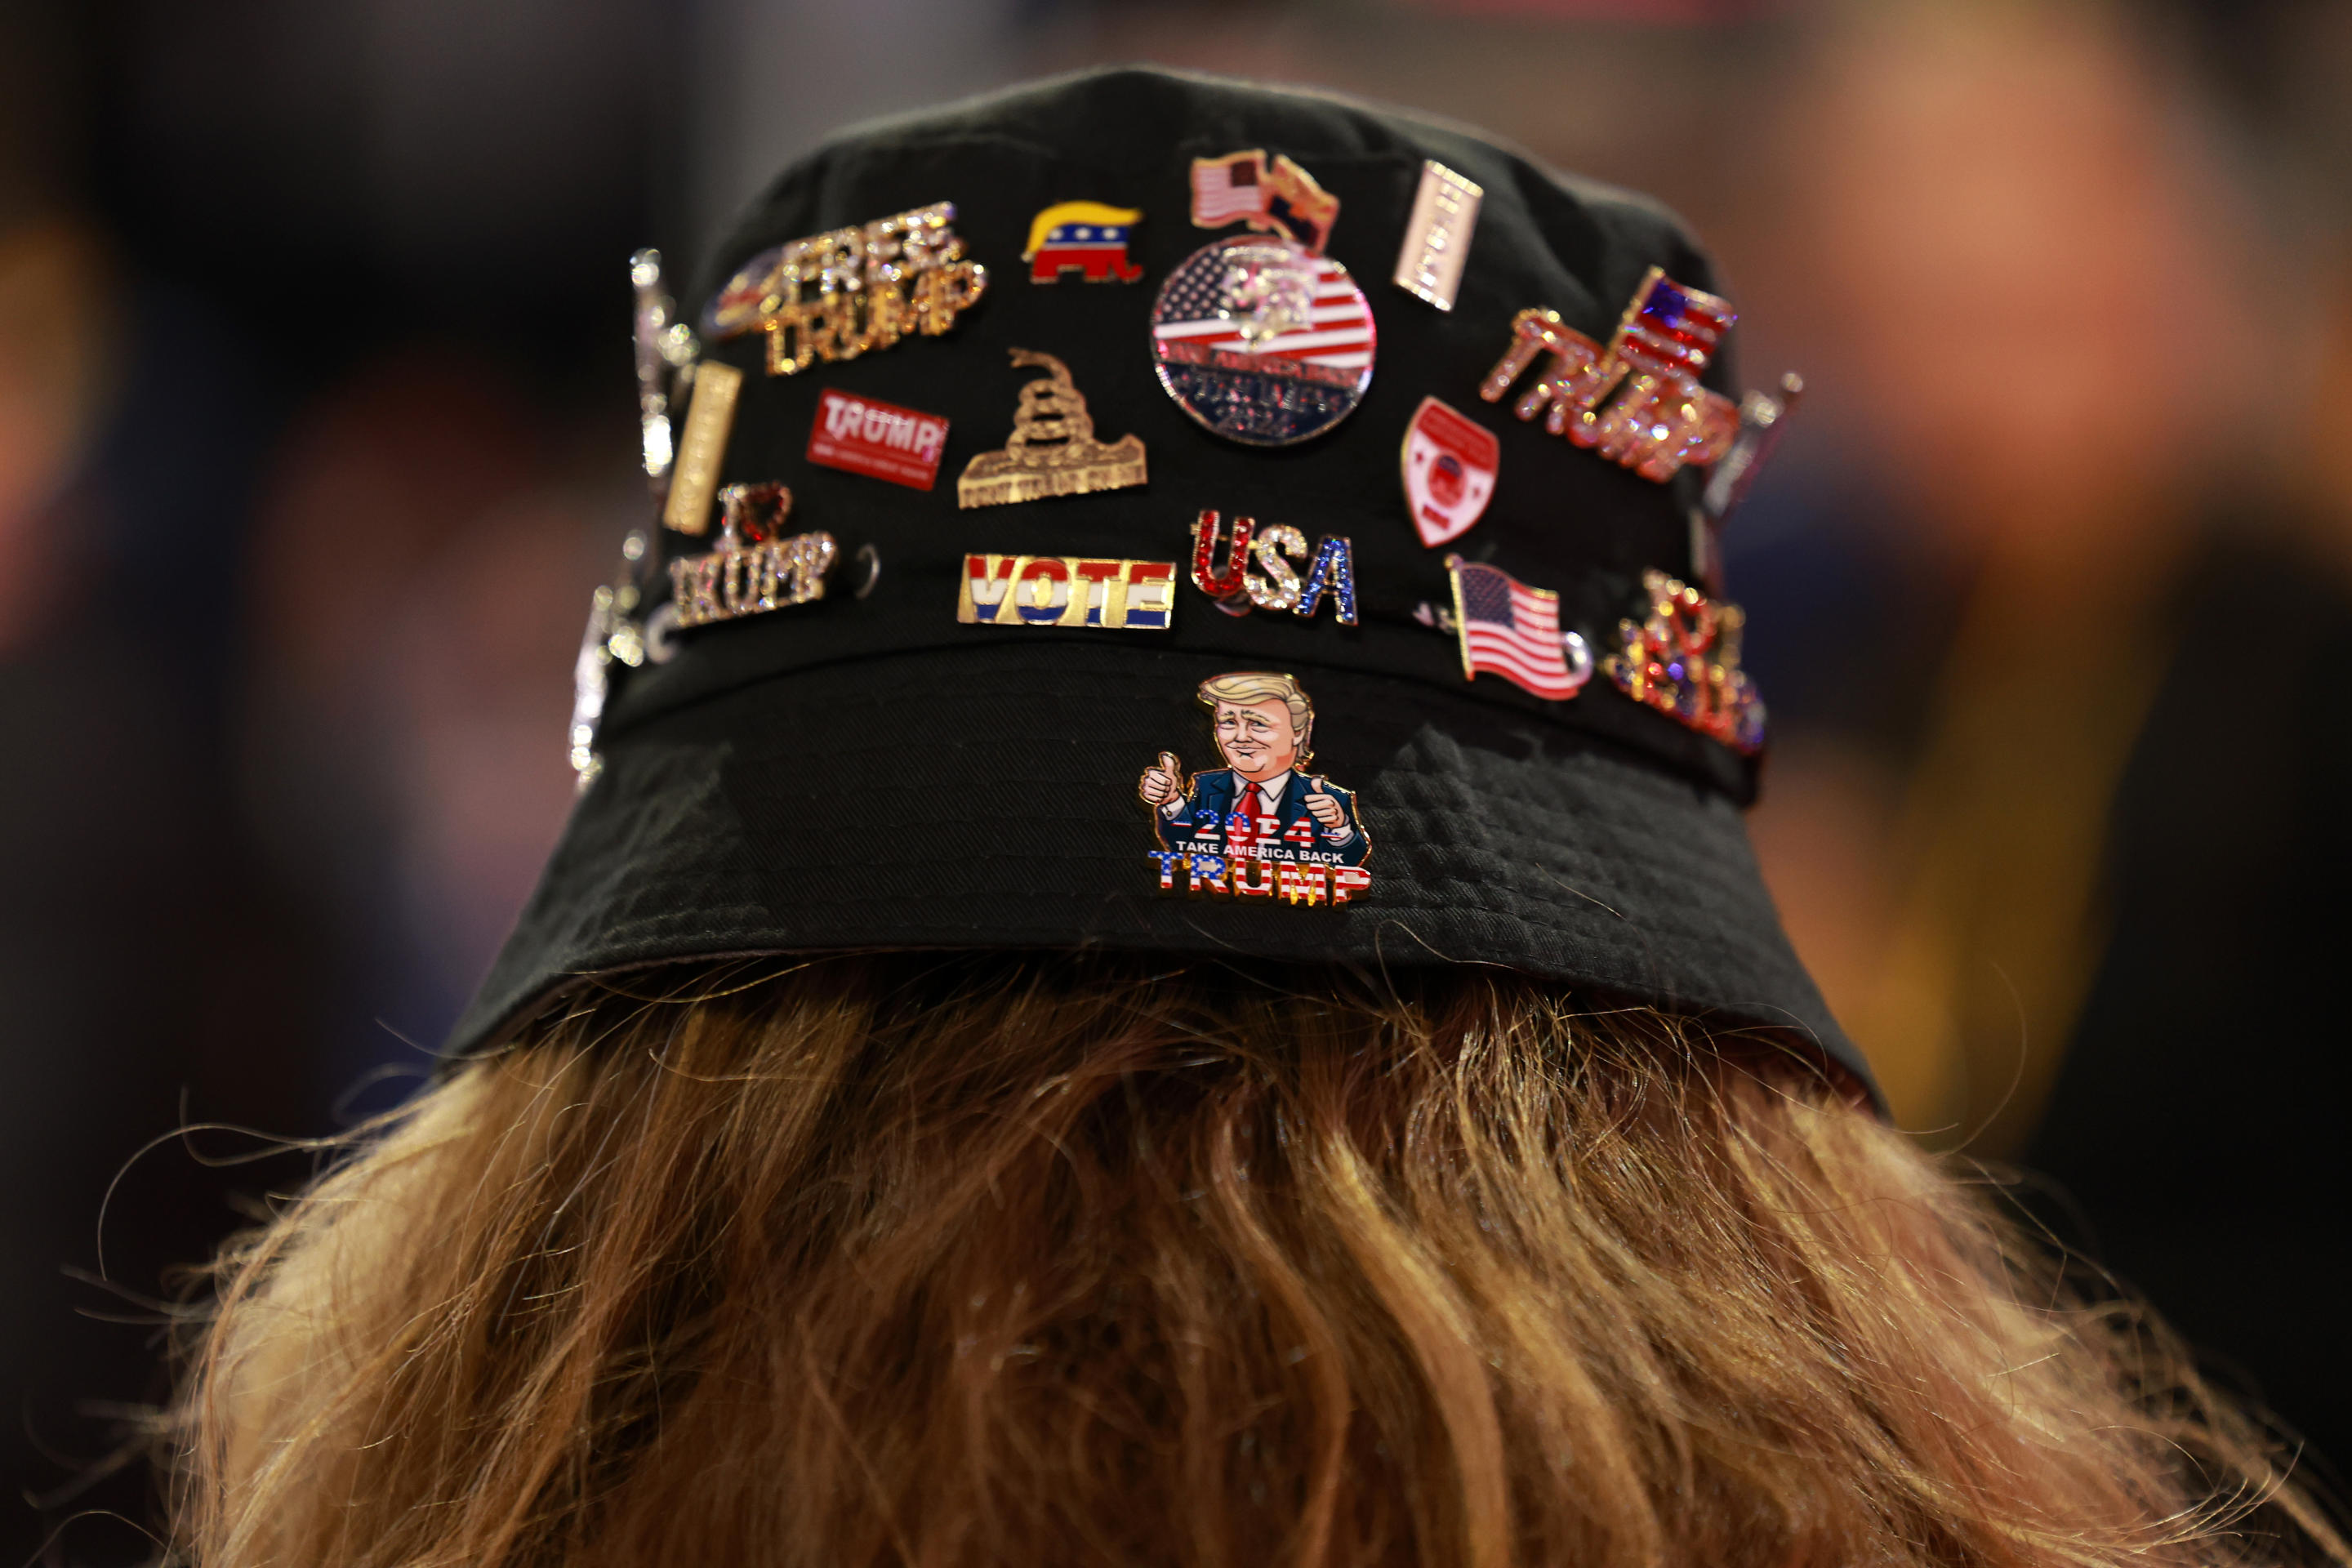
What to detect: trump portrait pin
<box><xmin>1138</xmin><ymin>671</ymin><xmax>1370</xmax><ymax>906</ymax></box>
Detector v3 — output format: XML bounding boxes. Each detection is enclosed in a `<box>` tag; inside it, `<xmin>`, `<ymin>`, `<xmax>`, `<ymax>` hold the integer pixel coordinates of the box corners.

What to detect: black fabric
<box><xmin>448</xmin><ymin>67</ymin><xmax>1868</xmax><ymax>1093</ymax></box>
<box><xmin>615</xmin><ymin>66</ymin><xmax>1744</xmax><ymax>797</ymax></box>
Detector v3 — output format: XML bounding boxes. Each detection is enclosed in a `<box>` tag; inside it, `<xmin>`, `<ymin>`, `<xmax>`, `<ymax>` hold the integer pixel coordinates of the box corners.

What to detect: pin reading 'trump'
<box><xmin>1477</xmin><ymin>267</ymin><xmax>1739</xmax><ymax>482</ymax></box>
<box><xmin>1139</xmin><ymin>670</ymin><xmax>1371</xmax><ymax>906</ymax></box>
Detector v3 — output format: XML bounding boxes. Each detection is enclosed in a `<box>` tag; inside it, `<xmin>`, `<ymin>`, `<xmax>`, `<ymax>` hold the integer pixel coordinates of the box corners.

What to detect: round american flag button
<box><xmin>1147</xmin><ymin>235</ymin><xmax>1376</xmax><ymax>446</ymax></box>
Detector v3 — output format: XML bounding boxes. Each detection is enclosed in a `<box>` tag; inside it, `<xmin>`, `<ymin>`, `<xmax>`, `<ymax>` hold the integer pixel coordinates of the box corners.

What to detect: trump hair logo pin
<box><xmin>1024</xmin><ymin>201</ymin><xmax>1144</xmax><ymax>283</ymax></box>
<box><xmin>1139</xmin><ymin>670</ymin><xmax>1371</xmax><ymax>906</ymax></box>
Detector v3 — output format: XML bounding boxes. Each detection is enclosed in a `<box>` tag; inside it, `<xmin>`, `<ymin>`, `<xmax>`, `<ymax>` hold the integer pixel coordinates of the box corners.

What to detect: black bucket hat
<box><xmin>450</xmin><ymin>65</ymin><xmax>1869</xmax><ymax>1095</ymax></box>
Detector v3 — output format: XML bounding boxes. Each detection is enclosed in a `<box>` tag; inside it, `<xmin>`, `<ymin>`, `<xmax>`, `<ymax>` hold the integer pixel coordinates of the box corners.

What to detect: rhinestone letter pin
<box><xmin>702</xmin><ymin>202</ymin><xmax>987</xmax><ymax>376</ymax></box>
<box><xmin>1478</xmin><ymin>267</ymin><xmax>1738</xmax><ymax>482</ymax></box>
<box><xmin>668</xmin><ymin>483</ymin><xmax>837</xmax><ymax>630</ymax></box>
<box><xmin>1605</xmin><ymin>568</ymin><xmax>1764</xmax><ymax>753</ymax></box>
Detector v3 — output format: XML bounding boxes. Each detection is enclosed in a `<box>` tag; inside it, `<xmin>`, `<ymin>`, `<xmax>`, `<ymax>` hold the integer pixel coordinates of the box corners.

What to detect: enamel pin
<box><xmin>1392</xmin><ymin>160</ymin><xmax>1481</xmax><ymax>311</ymax></box>
<box><xmin>1189</xmin><ymin>149</ymin><xmax>1339</xmax><ymax>253</ymax></box>
<box><xmin>1024</xmin><ymin>202</ymin><xmax>1144</xmax><ymax>283</ymax></box>
<box><xmin>1151</xmin><ymin>237</ymin><xmax>1375</xmax><ymax>446</ymax></box>
<box><xmin>807</xmin><ymin>389</ymin><xmax>949</xmax><ymax>490</ymax></box>
<box><xmin>1401</xmin><ymin>397</ymin><xmax>1499</xmax><ymax>547</ymax></box>
<box><xmin>957</xmin><ymin>349</ymin><xmax>1147</xmax><ymax>507</ymax></box>
<box><xmin>667</xmin><ymin>483</ymin><xmax>838</xmax><ymax>630</ymax></box>
<box><xmin>1478</xmin><ymin>266</ymin><xmax>1739</xmax><ymax>481</ymax></box>
<box><xmin>1189</xmin><ymin>510</ymin><xmax>1356</xmax><ymax>625</ymax></box>
<box><xmin>1153</xmin><ymin>149</ymin><xmax>1370</xmax><ymax>446</ymax></box>
<box><xmin>1139</xmin><ymin>670</ymin><xmax>1371</xmax><ymax>906</ymax></box>
<box><xmin>702</xmin><ymin>202</ymin><xmax>987</xmax><ymax>376</ymax></box>
<box><xmin>1605</xmin><ymin>568</ymin><xmax>1765</xmax><ymax>753</ymax></box>
<box><xmin>957</xmin><ymin>555</ymin><xmax>1175</xmax><ymax>630</ymax></box>
<box><xmin>1444</xmin><ymin>556</ymin><xmax>1592</xmax><ymax>702</ymax></box>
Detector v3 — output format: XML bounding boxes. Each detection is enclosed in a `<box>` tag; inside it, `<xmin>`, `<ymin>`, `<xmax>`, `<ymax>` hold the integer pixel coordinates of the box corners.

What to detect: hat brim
<box><xmin>451</xmin><ymin>640</ymin><xmax>1864</xmax><ymax>1092</ymax></box>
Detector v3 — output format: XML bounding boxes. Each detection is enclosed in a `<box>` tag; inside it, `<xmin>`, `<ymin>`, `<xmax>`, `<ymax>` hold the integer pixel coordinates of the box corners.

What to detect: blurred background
<box><xmin>2</xmin><ymin>0</ymin><xmax>2347</xmax><ymax>1557</ymax></box>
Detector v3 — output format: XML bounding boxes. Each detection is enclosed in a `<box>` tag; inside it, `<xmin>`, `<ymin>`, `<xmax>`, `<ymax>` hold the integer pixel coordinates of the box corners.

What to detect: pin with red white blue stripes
<box><xmin>1440</xmin><ymin>555</ymin><xmax>1592</xmax><ymax>702</ymax></box>
<box><xmin>1150</xmin><ymin>151</ymin><xmax>1373</xmax><ymax>446</ymax></box>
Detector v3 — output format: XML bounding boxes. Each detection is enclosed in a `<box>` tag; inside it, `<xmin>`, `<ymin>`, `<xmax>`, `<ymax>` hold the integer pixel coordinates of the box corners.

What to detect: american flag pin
<box><xmin>1150</xmin><ymin>235</ymin><xmax>1377</xmax><ymax>447</ymax></box>
<box><xmin>1392</xmin><ymin>161</ymin><xmax>1482</xmax><ymax>312</ymax></box>
<box><xmin>1190</xmin><ymin>149</ymin><xmax>1340</xmax><ymax>254</ymax></box>
<box><xmin>1443</xmin><ymin>555</ymin><xmax>1593</xmax><ymax>702</ymax></box>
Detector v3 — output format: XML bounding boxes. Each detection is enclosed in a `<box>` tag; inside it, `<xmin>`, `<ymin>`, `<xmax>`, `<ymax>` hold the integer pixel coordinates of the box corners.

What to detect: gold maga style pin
<box><xmin>668</xmin><ymin>483</ymin><xmax>838</xmax><ymax>630</ymax></box>
<box><xmin>956</xmin><ymin>349</ymin><xmax>1147</xmax><ymax>508</ymax></box>
<box><xmin>701</xmin><ymin>202</ymin><xmax>987</xmax><ymax>376</ymax></box>
<box><xmin>660</xmin><ymin>360</ymin><xmax>743</xmax><ymax>535</ymax></box>
<box><xmin>1392</xmin><ymin>160</ymin><xmax>1481</xmax><ymax>311</ymax></box>
<box><xmin>1478</xmin><ymin>267</ymin><xmax>1739</xmax><ymax>482</ymax></box>
<box><xmin>1138</xmin><ymin>670</ymin><xmax>1372</xmax><ymax>906</ymax></box>
<box><xmin>956</xmin><ymin>554</ymin><xmax>1175</xmax><ymax>630</ymax></box>
<box><xmin>1604</xmin><ymin>568</ymin><xmax>1765</xmax><ymax>754</ymax></box>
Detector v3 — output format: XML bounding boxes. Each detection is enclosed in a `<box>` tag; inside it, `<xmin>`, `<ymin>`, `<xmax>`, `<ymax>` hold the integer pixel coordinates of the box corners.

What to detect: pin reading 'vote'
<box><xmin>957</xmin><ymin>554</ymin><xmax>1175</xmax><ymax>630</ymax></box>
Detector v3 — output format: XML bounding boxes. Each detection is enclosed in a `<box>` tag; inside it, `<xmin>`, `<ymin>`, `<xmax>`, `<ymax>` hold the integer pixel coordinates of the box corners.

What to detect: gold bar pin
<box><xmin>661</xmin><ymin>360</ymin><xmax>744</xmax><ymax>536</ymax></box>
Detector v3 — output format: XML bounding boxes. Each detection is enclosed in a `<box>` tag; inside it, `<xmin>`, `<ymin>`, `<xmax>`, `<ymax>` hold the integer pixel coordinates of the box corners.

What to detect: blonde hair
<box><xmin>1198</xmin><ymin>670</ymin><xmax>1312</xmax><ymax>753</ymax></box>
<box><xmin>171</xmin><ymin>956</ymin><xmax>2345</xmax><ymax>1568</ymax></box>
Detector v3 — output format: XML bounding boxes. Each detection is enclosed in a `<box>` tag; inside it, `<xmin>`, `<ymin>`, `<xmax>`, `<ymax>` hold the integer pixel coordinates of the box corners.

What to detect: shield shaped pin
<box><xmin>1400</xmin><ymin>397</ymin><xmax>1499</xmax><ymax>547</ymax></box>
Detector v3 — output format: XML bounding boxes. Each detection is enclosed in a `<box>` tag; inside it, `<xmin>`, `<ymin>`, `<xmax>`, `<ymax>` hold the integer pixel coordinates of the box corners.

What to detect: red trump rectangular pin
<box><xmin>806</xmin><ymin>388</ymin><xmax>949</xmax><ymax>490</ymax></box>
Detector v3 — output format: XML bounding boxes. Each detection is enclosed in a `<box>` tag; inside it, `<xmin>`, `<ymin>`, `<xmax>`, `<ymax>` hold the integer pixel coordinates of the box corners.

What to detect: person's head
<box><xmin>163</xmin><ymin>67</ymin><xmax>2348</xmax><ymax>1568</ymax></box>
<box><xmin>173</xmin><ymin>956</ymin><xmax>2344</xmax><ymax>1568</ymax></box>
<box><xmin>1200</xmin><ymin>670</ymin><xmax>1312</xmax><ymax>778</ymax></box>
